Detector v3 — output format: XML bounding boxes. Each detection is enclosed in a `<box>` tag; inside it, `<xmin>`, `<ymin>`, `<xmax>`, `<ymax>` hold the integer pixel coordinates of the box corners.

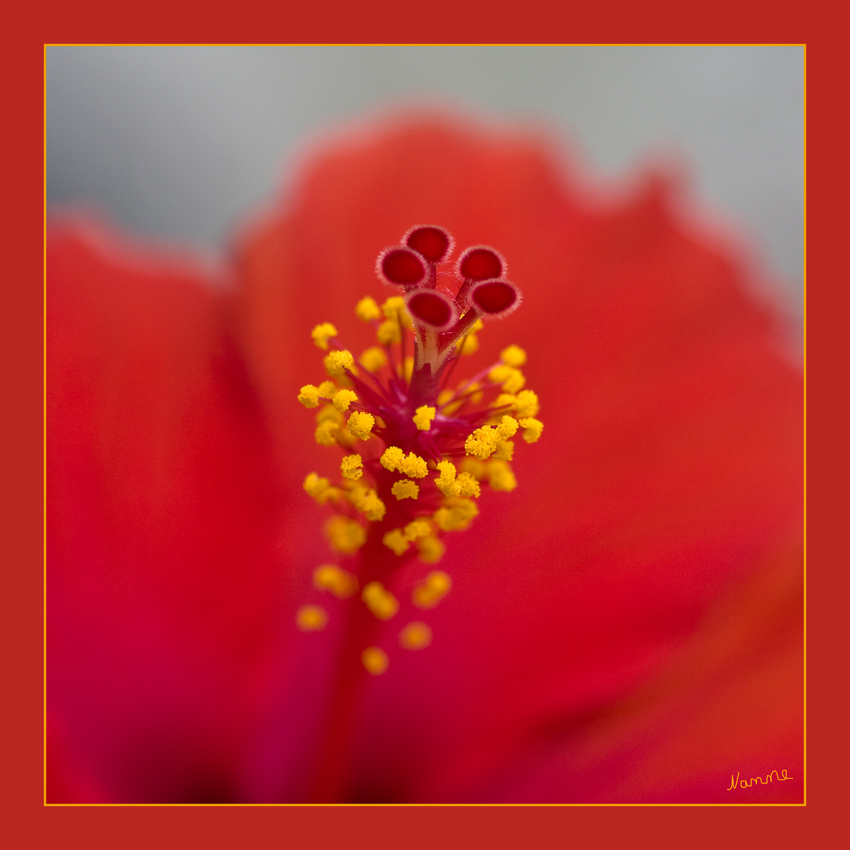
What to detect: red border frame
<box><xmin>11</xmin><ymin>4</ymin><xmax>840</xmax><ymax>847</ymax></box>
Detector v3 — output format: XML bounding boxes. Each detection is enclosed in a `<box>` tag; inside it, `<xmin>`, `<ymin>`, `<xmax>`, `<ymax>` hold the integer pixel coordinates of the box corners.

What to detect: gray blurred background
<box><xmin>46</xmin><ymin>45</ymin><xmax>804</xmax><ymax>323</ymax></box>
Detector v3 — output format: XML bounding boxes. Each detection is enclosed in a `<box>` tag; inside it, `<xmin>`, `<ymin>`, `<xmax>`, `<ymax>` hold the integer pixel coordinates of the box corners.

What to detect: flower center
<box><xmin>296</xmin><ymin>226</ymin><xmax>543</xmax><ymax>673</ymax></box>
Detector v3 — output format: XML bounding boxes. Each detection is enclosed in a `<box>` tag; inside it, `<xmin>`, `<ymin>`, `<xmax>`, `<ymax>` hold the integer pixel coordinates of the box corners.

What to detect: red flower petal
<box><xmin>47</xmin><ymin>216</ymin><xmax>290</xmax><ymax>802</ymax></box>
<box><xmin>233</xmin><ymin>113</ymin><xmax>802</xmax><ymax>803</ymax></box>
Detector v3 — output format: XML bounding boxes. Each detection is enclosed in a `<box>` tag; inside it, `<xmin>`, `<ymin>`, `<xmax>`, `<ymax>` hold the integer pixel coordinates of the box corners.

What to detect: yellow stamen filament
<box><xmin>399</xmin><ymin>621</ymin><xmax>433</xmax><ymax>650</ymax></box>
<box><xmin>313</xmin><ymin>564</ymin><xmax>358</xmax><ymax>599</ymax></box>
<box><xmin>412</xmin><ymin>571</ymin><xmax>452</xmax><ymax>609</ymax></box>
<box><xmin>296</xmin><ymin>604</ymin><xmax>328</xmax><ymax>631</ymax></box>
<box><xmin>362</xmin><ymin>646</ymin><xmax>389</xmax><ymax>675</ymax></box>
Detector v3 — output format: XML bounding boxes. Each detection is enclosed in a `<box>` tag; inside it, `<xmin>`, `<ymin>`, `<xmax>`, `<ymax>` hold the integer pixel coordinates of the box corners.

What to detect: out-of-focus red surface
<box><xmin>47</xmin><ymin>113</ymin><xmax>803</xmax><ymax>804</ymax></box>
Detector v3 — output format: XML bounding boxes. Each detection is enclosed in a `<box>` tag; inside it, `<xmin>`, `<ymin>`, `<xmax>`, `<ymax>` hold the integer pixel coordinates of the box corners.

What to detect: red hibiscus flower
<box><xmin>47</xmin><ymin>111</ymin><xmax>803</xmax><ymax>804</ymax></box>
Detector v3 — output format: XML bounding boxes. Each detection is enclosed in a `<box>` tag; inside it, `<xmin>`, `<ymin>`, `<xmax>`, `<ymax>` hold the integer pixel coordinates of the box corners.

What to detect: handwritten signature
<box><xmin>727</xmin><ymin>769</ymin><xmax>792</xmax><ymax>790</ymax></box>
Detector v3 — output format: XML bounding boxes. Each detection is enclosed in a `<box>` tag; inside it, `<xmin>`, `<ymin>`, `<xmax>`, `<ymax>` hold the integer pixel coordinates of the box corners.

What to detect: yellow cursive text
<box><xmin>727</xmin><ymin>769</ymin><xmax>792</xmax><ymax>790</ymax></box>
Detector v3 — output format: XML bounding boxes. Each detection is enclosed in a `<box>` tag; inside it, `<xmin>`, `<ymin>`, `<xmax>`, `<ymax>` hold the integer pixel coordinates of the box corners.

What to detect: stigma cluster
<box><xmin>295</xmin><ymin>226</ymin><xmax>542</xmax><ymax>673</ymax></box>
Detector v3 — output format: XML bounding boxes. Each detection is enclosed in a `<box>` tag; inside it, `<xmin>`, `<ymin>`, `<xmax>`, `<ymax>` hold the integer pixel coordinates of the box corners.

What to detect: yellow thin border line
<box><xmin>801</xmin><ymin>42</ymin><xmax>808</xmax><ymax>808</ymax></box>
<box><xmin>43</xmin><ymin>43</ymin><xmax>49</xmax><ymax>808</ymax></box>
<box><xmin>44</xmin><ymin>42</ymin><xmax>807</xmax><ymax>47</ymax></box>
<box><xmin>42</xmin><ymin>42</ymin><xmax>807</xmax><ymax>808</ymax></box>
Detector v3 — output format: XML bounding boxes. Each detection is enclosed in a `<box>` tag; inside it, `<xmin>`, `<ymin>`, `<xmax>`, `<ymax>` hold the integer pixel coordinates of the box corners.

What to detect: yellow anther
<box><xmin>362</xmin><ymin>493</ymin><xmax>386</xmax><ymax>522</ymax></box>
<box><xmin>455</xmin><ymin>472</ymin><xmax>481</xmax><ymax>498</ymax></box>
<box><xmin>416</xmin><ymin>535</ymin><xmax>445</xmax><ymax>564</ymax></box>
<box><xmin>435</xmin><ymin>460</ymin><xmax>458</xmax><ymax>496</ymax></box>
<box><xmin>488</xmin><ymin>459</ymin><xmax>518</xmax><ymax>491</ymax></box>
<box><xmin>489</xmin><ymin>365</ymin><xmax>526</xmax><ymax>394</ymax></box>
<box><xmin>465</xmin><ymin>381</ymin><xmax>484</xmax><ymax>405</ymax></box>
<box><xmin>347</xmin><ymin>482</ymin><xmax>386</xmax><ymax>521</ymax></box>
<box><xmin>392</xmin><ymin>479</ymin><xmax>419</xmax><ymax>500</ymax></box>
<box><xmin>380</xmin><ymin>446</ymin><xmax>405</xmax><ymax>472</ymax></box>
<box><xmin>324</xmin><ymin>350</ymin><xmax>355</xmax><ymax>377</ymax></box>
<box><xmin>518</xmin><ymin>417</ymin><xmax>543</xmax><ymax>443</ymax></box>
<box><xmin>315</xmin><ymin>420</ymin><xmax>340</xmax><ymax>446</ymax></box>
<box><xmin>456</xmin><ymin>332</ymin><xmax>479</xmax><ymax>355</ymax></box>
<box><xmin>340</xmin><ymin>454</ymin><xmax>364</xmax><ymax>480</ymax></box>
<box><xmin>500</xmin><ymin>344</ymin><xmax>527</xmax><ymax>367</ymax></box>
<box><xmin>403</xmin><ymin>519</ymin><xmax>432</xmax><ymax>541</ymax></box>
<box><xmin>377</xmin><ymin>319</ymin><xmax>402</xmax><ymax>345</ymax></box>
<box><xmin>494</xmin><ymin>439</ymin><xmax>514</xmax><ymax>462</ymax></box>
<box><xmin>402</xmin><ymin>356</ymin><xmax>414</xmax><ymax>382</ymax></box>
<box><xmin>433</xmin><ymin>498</ymin><xmax>479</xmax><ymax>532</ymax></box>
<box><xmin>399</xmin><ymin>622</ymin><xmax>433</xmax><ymax>650</ymax></box>
<box><xmin>514</xmin><ymin>390</ymin><xmax>540</xmax><ymax>418</ymax></box>
<box><xmin>311</xmin><ymin>322</ymin><xmax>338</xmax><ymax>349</ymax></box>
<box><xmin>297</xmin><ymin>385</ymin><xmax>321</xmax><ymax>408</ymax></box>
<box><xmin>362</xmin><ymin>581</ymin><xmax>399</xmax><ymax>620</ymax></box>
<box><xmin>317</xmin><ymin>380</ymin><xmax>337</xmax><ymax>398</ymax></box>
<box><xmin>381</xmin><ymin>296</ymin><xmax>410</xmax><ymax>322</ymax></box>
<box><xmin>296</xmin><ymin>604</ymin><xmax>328</xmax><ymax>632</ymax></box>
<box><xmin>459</xmin><ymin>457</ymin><xmax>486</xmax><ymax>480</ymax></box>
<box><xmin>383</xmin><ymin>528</ymin><xmax>410</xmax><ymax>556</ymax></box>
<box><xmin>412</xmin><ymin>570</ymin><xmax>452</xmax><ymax>609</ymax></box>
<box><xmin>355</xmin><ymin>296</ymin><xmax>382</xmax><ymax>322</ymax></box>
<box><xmin>316</xmin><ymin>405</ymin><xmax>342</xmax><ymax>424</ymax></box>
<box><xmin>437</xmin><ymin>389</ymin><xmax>454</xmax><ymax>406</ymax></box>
<box><xmin>503</xmin><ymin>371</ymin><xmax>526</xmax><ymax>394</ymax></box>
<box><xmin>313</xmin><ymin>564</ymin><xmax>358</xmax><ymax>599</ymax></box>
<box><xmin>303</xmin><ymin>472</ymin><xmax>331</xmax><ymax>500</ymax></box>
<box><xmin>360</xmin><ymin>346</ymin><xmax>388</xmax><ymax>373</ymax></box>
<box><xmin>401</xmin><ymin>452</ymin><xmax>428</xmax><ymax>478</ymax></box>
<box><xmin>362</xmin><ymin>646</ymin><xmax>389</xmax><ymax>675</ymax></box>
<box><xmin>347</xmin><ymin>411</ymin><xmax>375</xmax><ymax>440</ymax></box>
<box><xmin>496</xmin><ymin>415</ymin><xmax>519</xmax><ymax>439</ymax></box>
<box><xmin>332</xmin><ymin>389</ymin><xmax>358</xmax><ymax>411</ymax></box>
<box><xmin>324</xmin><ymin>516</ymin><xmax>366</xmax><ymax>554</ymax></box>
<box><xmin>413</xmin><ymin>405</ymin><xmax>436</xmax><ymax>431</ymax></box>
<box><xmin>492</xmin><ymin>392</ymin><xmax>517</xmax><ymax>410</ymax></box>
<box><xmin>465</xmin><ymin>426</ymin><xmax>501</xmax><ymax>460</ymax></box>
